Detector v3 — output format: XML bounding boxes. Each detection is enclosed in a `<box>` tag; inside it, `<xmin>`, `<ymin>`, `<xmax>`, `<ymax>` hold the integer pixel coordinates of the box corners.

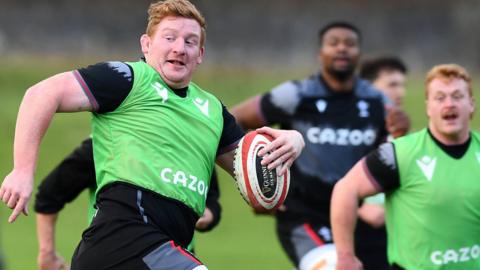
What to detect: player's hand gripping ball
<box><xmin>234</xmin><ymin>131</ymin><xmax>290</xmax><ymax>212</ymax></box>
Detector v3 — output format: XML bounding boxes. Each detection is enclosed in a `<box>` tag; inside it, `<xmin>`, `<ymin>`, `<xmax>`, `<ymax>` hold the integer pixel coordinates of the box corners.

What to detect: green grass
<box><xmin>0</xmin><ymin>59</ymin><xmax>478</xmax><ymax>269</ymax></box>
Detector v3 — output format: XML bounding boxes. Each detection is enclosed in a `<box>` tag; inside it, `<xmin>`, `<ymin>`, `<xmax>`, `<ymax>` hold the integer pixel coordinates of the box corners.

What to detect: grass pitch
<box><xmin>0</xmin><ymin>58</ymin><xmax>478</xmax><ymax>269</ymax></box>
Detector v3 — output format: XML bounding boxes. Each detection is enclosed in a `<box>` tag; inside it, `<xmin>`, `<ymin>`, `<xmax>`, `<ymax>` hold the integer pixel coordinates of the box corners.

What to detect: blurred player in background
<box><xmin>34</xmin><ymin>138</ymin><xmax>223</xmax><ymax>270</ymax></box>
<box><xmin>0</xmin><ymin>0</ymin><xmax>304</xmax><ymax>268</ymax></box>
<box><xmin>360</xmin><ymin>57</ymin><xmax>408</xmax><ymax>108</ymax></box>
<box><xmin>357</xmin><ymin>56</ymin><xmax>408</xmax><ymax>227</ymax></box>
<box><xmin>232</xmin><ymin>22</ymin><xmax>409</xmax><ymax>270</ymax></box>
<box><xmin>332</xmin><ymin>64</ymin><xmax>480</xmax><ymax>270</ymax></box>
<box><xmin>355</xmin><ymin>56</ymin><xmax>409</xmax><ymax>269</ymax></box>
<box><xmin>358</xmin><ymin>56</ymin><xmax>408</xmax><ymax>224</ymax></box>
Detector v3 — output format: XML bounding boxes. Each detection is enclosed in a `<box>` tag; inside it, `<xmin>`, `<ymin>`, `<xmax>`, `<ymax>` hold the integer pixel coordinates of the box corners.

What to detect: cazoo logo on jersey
<box><xmin>160</xmin><ymin>167</ymin><xmax>208</xmax><ymax>198</ymax></box>
<box><xmin>306</xmin><ymin>127</ymin><xmax>377</xmax><ymax>146</ymax></box>
<box><xmin>430</xmin><ymin>244</ymin><xmax>480</xmax><ymax>266</ymax></box>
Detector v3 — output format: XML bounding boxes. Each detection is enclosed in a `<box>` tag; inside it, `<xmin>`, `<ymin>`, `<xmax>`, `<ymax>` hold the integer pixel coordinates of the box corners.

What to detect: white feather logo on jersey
<box><xmin>416</xmin><ymin>155</ymin><xmax>436</xmax><ymax>181</ymax></box>
<box><xmin>357</xmin><ymin>100</ymin><xmax>370</xmax><ymax>118</ymax></box>
<box><xmin>319</xmin><ymin>226</ymin><xmax>332</xmax><ymax>242</ymax></box>
<box><xmin>316</xmin><ymin>99</ymin><xmax>327</xmax><ymax>113</ymax></box>
<box><xmin>152</xmin><ymin>82</ymin><xmax>168</xmax><ymax>103</ymax></box>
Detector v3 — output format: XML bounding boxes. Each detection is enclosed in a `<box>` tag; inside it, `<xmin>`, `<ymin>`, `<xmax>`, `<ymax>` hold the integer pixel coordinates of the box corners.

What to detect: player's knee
<box><xmin>298</xmin><ymin>244</ymin><xmax>336</xmax><ymax>270</ymax></box>
<box><xmin>143</xmin><ymin>241</ymin><xmax>207</xmax><ymax>270</ymax></box>
<box><xmin>192</xmin><ymin>265</ymin><xmax>208</xmax><ymax>270</ymax></box>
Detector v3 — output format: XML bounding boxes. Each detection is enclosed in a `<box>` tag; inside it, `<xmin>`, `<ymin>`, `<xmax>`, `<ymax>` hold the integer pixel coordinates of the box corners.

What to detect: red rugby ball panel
<box><xmin>234</xmin><ymin>131</ymin><xmax>290</xmax><ymax>211</ymax></box>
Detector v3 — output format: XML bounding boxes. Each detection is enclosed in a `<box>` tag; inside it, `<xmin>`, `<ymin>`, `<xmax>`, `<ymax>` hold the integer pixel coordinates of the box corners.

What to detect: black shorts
<box><xmin>275</xmin><ymin>208</ymin><xmax>388</xmax><ymax>270</ymax></box>
<box><xmin>275</xmin><ymin>214</ymin><xmax>334</xmax><ymax>267</ymax></box>
<box><xmin>71</xmin><ymin>183</ymin><xmax>206</xmax><ymax>270</ymax></box>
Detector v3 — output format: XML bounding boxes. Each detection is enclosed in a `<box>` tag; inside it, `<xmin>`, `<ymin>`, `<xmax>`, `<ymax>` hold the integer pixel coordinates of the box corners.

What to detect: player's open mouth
<box><xmin>442</xmin><ymin>112</ymin><xmax>458</xmax><ymax>120</ymax></box>
<box><xmin>333</xmin><ymin>57</ymin><xmax>350</xmax><ymax>63</ymax></box>
<box><xmin>167</xmin><ymin>60</ymin><xmax>185</xmax><ymax>66</ymax></box>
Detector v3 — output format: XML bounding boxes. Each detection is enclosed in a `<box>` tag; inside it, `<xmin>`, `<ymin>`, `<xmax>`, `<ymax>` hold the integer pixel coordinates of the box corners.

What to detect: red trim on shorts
<box><xmin>170</xmin><ymin>241</ymin><xmax>202</xmax><ymax>265</ymax></box>
<box><xmin>303</xmin><ymin>223</ymin><xmax>324</xmax><ymax>246</ymax></box>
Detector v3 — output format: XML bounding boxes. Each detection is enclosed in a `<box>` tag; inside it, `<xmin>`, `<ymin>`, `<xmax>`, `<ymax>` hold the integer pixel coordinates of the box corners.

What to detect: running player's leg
<box><xmin>276</xmin><ymin>219</ymin><xmax>336</xmax><ymax>270</ymax></box>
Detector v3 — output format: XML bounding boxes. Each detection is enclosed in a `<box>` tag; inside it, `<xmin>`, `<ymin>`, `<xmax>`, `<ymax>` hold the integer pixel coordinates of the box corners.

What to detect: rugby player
<box><xmin>358</xmin><ymin>56</ymin><xmax>408</xmax><ymax>228</ymax></box>
<box><xmin>332</xmin><ymin>64</ymin><xmax>480</xmax><ymax>270</ymax></box>
<box><xmin>231</xmin><ymin>22</ymin><xmax>409</xmax><ymax>270</ymax></box>
<box><xmin>0</xmin><ymin>1</ymin><xmax>305</xmax><ymax>268</ymax></box>
<box><xmin>360</xmin><ymin>56</ymin><xmax>408</xmax><ymax>108</ymax></box>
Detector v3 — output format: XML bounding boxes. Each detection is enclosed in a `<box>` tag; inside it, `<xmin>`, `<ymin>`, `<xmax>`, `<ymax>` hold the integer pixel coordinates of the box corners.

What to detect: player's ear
<box><xmin>425</xmin><ymin>99</ymin><xmax>432</xmax><ymax>119</ymax></box>
<box><xmin>469</xmin><ymin>96</ymin><xmax>475</xmax><ymax>119</ymax></box>
<box><xmin>196</xmin><ymin>46</ymin><xmax>205</xmax><ymax>65</ymax></box>
<box><xmin>140</xmin><ymin>34</ymin><xmax>151</xmax><ymax>56</ymax></box>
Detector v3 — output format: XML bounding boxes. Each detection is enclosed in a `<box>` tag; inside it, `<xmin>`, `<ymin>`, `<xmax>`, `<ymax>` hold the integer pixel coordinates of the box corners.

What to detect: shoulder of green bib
<box><xmin>111</xmin><ymin>61</ymin><xmax>156</xmax><ymax>112</ymax></box>
<box><xmin>125</xmin><ymin>60</ymin><xmax>150</xmax><ymax>80</ymax></box>
<box><xmin>189</xmin><ymin>81</ymin><xmax>223</xmax><ymax>106</ymax></box>
<box><xmin>470</xmin><ymin>130</ymin><xmax>480</xmax><ymax>141</ymax></box>
<box><xmin>392</xmin><ymin>128</ymin><xmax>428</xmax><ymax>152</ymax></box>
<box><xmin>125</xmin><ymin>60</ymin><xmax>144</xmax><ymax>68</ymax></box>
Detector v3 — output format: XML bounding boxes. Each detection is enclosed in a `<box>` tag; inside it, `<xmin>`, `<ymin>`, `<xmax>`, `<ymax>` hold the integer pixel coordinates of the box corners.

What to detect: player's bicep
<box><xmin>216</xmin><ymin>105</ymin><xmax>244</xmax><ymax>176</ymax></box>
<box><xmin>230</xmin><ymin>95</ymin><xmax>265</xmax><ymax>129</ymax></box>
<box><xmin>58</xmin><ymin>72</ymin><xmax>93</xmax><ymax>111</ymax></box>
<box><xmin>341</xmin><ymin>160</ymin><xmax>380</xmax><ymax>199</ymax></box>
<box><xmin>30</xmin><ymin>72</ymin><xmax>92</xmax><ymax>112</ymax></box>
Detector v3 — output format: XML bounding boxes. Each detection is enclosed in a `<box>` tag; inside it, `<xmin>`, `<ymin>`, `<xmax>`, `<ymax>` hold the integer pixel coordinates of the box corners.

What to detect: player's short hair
<box><xmin>425</xmin><ymin>64</ymin><xmax>472</xmax><ymax>98</ymax></box>
<box><xmin>318</xmin><ymin>21</ymin><xmax>361</xmax><ymax>45</ymax></box>
<box><xmin>360</xmin><ymin>57</ymin><xmax>407</xmax><ymax>82</ymax></box>
<box><xmin>146</xmin><ymin>0</ymin><xmax>207</xmax><ymax>47</ymax></box>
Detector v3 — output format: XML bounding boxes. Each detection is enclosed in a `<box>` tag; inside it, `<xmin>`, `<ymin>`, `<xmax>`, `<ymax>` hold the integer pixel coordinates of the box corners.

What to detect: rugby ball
<box><xmin>233</xmin><ymin>131</ymin><xmax>290</xmax><ymax>211</ymax></box>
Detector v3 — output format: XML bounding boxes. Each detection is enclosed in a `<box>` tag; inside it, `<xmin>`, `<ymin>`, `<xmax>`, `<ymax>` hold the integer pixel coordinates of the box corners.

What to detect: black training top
<box><xmin>260</xmin><ymin>74</ymin><xmax>389</xmax><ymax>221</ymax></box>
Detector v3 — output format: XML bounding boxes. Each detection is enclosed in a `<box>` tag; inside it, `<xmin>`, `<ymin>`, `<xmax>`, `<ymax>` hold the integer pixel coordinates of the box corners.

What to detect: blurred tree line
<box><xmin>0</xmin><ymin>0</ymin><xmax>479</xmax><ymax>73</ymax></box>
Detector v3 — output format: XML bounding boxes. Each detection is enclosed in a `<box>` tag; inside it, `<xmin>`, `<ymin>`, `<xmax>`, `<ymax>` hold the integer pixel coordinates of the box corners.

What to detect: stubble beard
<box><xmin>325</xmin><ymin>65</ymin><xmax>355</xmax><ymax>82</ymax></box>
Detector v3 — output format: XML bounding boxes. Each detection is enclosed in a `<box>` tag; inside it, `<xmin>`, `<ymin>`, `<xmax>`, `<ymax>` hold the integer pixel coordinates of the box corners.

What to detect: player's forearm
<box><xmin>216</xmin><ymin>151</ymin><xmax>235</xmax><ymax>177</ymax></box>
<box><xmin>358</xmin><ymin>203</ymin><xmax>385</xmax><ymax>228</ymax></box>
<box><xmin>12</xmin><ymin>84</ymin><xmax>60</xmax><ymax>174</ymax></box>
<box><xmin>230</xmin><ymin>96</ymin><xmax>265</xmax><ymax>129</ymax></box>
<box><xmin>331</xmin><ymin>179</ymin><xmax>360</xmax><ymax>257</ymax></box>
<box><xmin>13</xmin><ymin>72</ymin><xmax>89</xmax><ymax>174</ymax></box>
<box><xmin>36</xmin><ymin>213</ymin><xmax>58</xmax><ymax>253</ymax></box>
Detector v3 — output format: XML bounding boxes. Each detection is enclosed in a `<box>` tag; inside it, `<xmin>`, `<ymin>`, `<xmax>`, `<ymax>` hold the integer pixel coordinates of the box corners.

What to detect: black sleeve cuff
<box><xmin>364</xmin><ymin>143</ymin><xmax>400</xmax><ymax>192</ymax></box>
